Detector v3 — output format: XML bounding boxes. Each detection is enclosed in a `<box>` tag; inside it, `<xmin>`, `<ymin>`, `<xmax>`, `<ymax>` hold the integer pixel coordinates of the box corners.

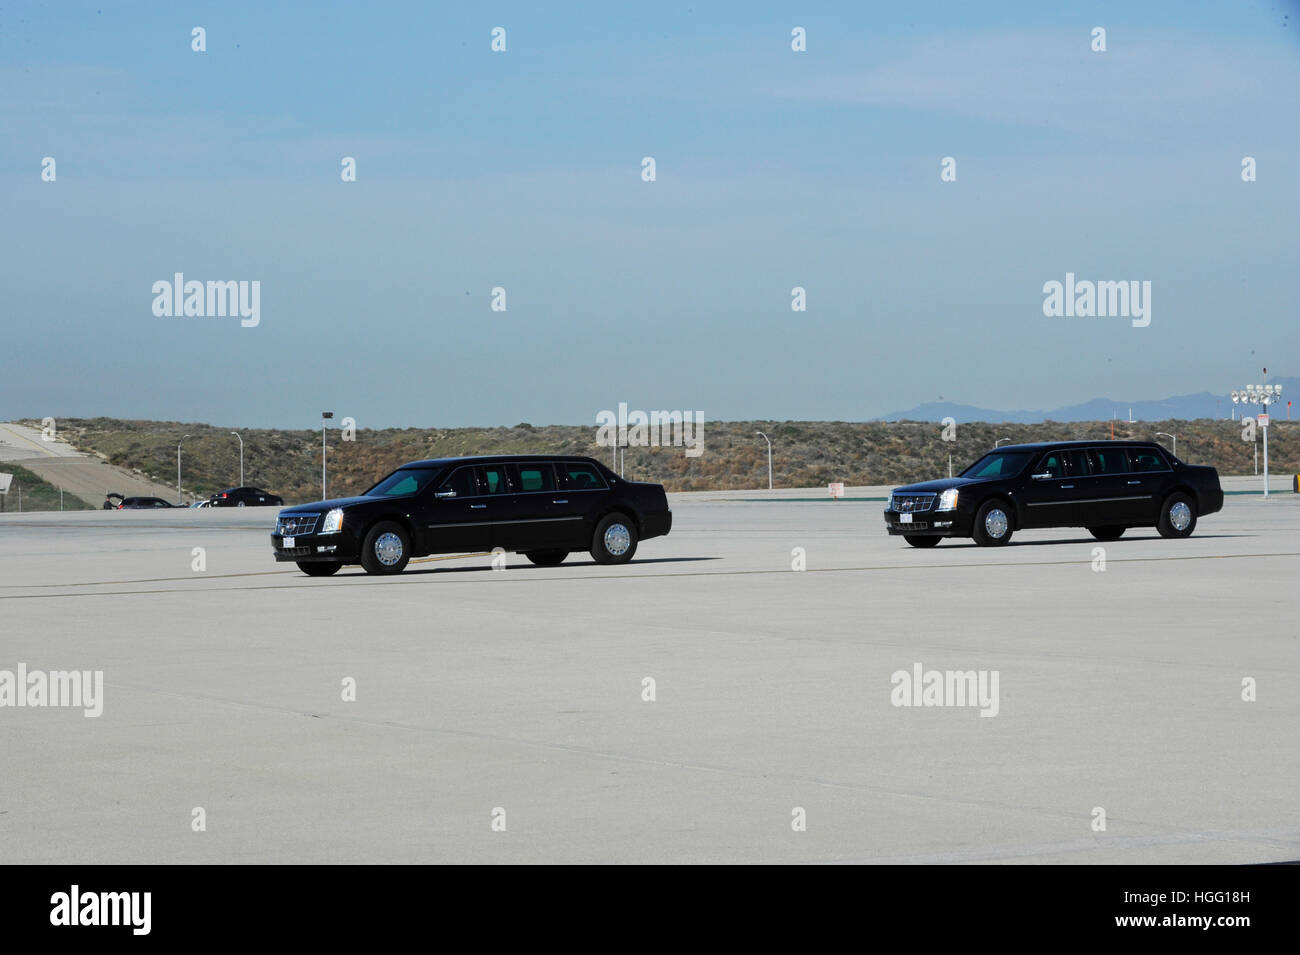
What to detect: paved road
<box><xmin>0</xmin><ymin>490</ymin><xmax>1296</xmax><ymax>863</ymax></box>
<box><xmin>0</xmin><ymin>421</ymin><xmax>184</xmax><ymax>507</ymax></box>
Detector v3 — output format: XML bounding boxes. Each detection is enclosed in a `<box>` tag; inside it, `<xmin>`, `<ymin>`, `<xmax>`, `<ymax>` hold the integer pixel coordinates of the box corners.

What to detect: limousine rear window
<box><xmin>563</xmin><ymin>464</ymin><xmax>606</xmax><ymax>490</ymax></box>
<box><xmin>961</xmin><ymin>452</ymin><xmax>1031</xmax><ymax>479</ymax></box>
<box><xmin>365</xmin><ymin>467</ymin><xmax>442</xmax><ymax>497</ymax></box>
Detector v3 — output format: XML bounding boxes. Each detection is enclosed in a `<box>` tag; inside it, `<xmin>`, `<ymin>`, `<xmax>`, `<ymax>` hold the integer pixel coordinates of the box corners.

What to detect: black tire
<box><xmin>904</xmin><ymin>535</ymin><xmax>941</xmax><ymax>548</ymax></box>
<box><xmin>524</xmin><ymin>549</ymin><xmax>568</xmax><ymax>566</ymax></box>
<box><xmin>1088</xmin><ymin>526</ymin><xmax>1126</xmax><ymax>541</ymax></box>
<box><xmin>298</xmin><ymin>561</ymin><xmax>342</xmax><ymax>577</ymax></box>
<box><xmin>972</xmin><ymin>499</ymin><xmax>1014</xmax><ymax>546</ymax></box>
<box><xmin>361</xmin><ymin>521</ymin><xmax>411</xmax><ymax>574</ymax></box>
<box><xmin>590</xmin><ymin>513</ymin><xmax>638</xmax><ymax>565</ymax></box>
<box><xmin>1157</xmin><ymin>493</ymin><xmax>1197</xmax><ymax>539</ymax></box>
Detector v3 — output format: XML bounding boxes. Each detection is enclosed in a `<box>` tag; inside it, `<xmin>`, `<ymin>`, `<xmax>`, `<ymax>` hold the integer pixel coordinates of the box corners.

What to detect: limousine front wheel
<box><xmin>297</xmin><ymin>561</ymin><xmax>342</xmax><ymax>577</ymax></box>
<box><xmin>904</xmin><ymin>535</ymin><xmax>941</xmax><ymax>548</ymax></box>
<box><xmin>1157</xmin><ymin>493</ymin><xmax>1197</xmax><ymax>539</ymax></box>
<box><xmin>361</xmin><ymin>521</ymin><xmax>411</xmax><ymax>574</ymax></box>
<box><xmin>591</xmin><ymin>514</ymin><xmax>638</xmax><ymax>565</ymax></box>
<box><xmin>973</xmin><ymin>500</ymin><xmax>1014</xmax><ymax>546</ymax></box>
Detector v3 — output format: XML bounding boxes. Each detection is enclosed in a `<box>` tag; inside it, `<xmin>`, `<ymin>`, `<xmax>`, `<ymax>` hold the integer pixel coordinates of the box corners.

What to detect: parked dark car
<box><xmin>103</xmin><ymin>492</ymin><xmax>124</xmax><ymax>509</ymax></box>
<box><xmin>211</xmin><ymin>486</ymin><xmax>283</xmax><ymax>507</ymax></box>
<box><xmin>884</xmin><ymin>441</ymin><xmax>1223</xmax><ymax>547</ymax></box>
<box><xmin>117</xmin><ymin>496</ymin><xmax>176</xmax><ymax>509</ymax></box>
<box><xmin>270</xmin><ymin>455</ymin><xmax>672</xmax><ymax>576</ymax></box>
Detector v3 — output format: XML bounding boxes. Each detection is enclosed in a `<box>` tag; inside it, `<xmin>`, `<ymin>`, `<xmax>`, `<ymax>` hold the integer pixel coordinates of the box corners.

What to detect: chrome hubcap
<box><xmin>985</xmin><ymin>508</ymin><xmax>1009</xmax><ymax>539</ymax></box>
<box><xmin>375</xmin><ymin>532</ymin><xmax>404</xmax><ymax>566</ymax></box>
<box><xmin>1169</xmin><ymin>501</ymin><xmax>1192</xmax><ymax>531</ymax></box>
<box><xmin>604</xmin><ymin>523</ymin><xmax>631</xmax><ymax>556</ymax></box>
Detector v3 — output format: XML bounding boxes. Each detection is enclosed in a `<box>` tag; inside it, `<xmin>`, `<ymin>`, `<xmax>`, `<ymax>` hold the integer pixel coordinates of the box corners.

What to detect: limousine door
<box><xmin>423</xmin><ymin>465</ymin><xmax>493</xmax><ymax>553</ymax></box>
<box><xmin>1083</xmin><ymin>447</ymin><xmax>1152</xmax><ymax>525</ymax></box>
<box><xmin>1020</xmin><ymin>450</ymin><xmax>1094</xmax><ymax>528</ymax></box>
<box><xmin>494</xmin><ymin>463</ymin><xmax>571</xmax><ymax>551</ymax></box>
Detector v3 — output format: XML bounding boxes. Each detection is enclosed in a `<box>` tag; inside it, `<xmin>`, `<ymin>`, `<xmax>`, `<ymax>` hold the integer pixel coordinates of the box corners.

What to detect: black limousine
<box><xmin>271</xmin><ymin>455</ymin><xmax>672</xmax><ymax>575</ymax></box>
<box><xmin>884</xmin><ymin>441</ymin><xmax>1223</xmax><ymax>547</ymax></box>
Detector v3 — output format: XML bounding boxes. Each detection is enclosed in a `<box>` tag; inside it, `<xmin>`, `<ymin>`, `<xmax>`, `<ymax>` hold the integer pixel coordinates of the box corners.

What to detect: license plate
<box><xmin>900</xmin><ymin>513</ymin><xmax>912</xmax><ymax>524</ymax></box>
<box><xmin>283</xmin><ymin>536</ymin><xmax>295</xmax><ymax>548</ymax></box>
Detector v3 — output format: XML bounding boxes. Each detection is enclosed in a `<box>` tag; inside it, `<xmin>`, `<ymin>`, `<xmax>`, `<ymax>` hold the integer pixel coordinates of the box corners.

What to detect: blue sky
<box><xmin>2</xmin><ymin>1</ymin><xmax>1298</xmax><ymax>427</ymax></box>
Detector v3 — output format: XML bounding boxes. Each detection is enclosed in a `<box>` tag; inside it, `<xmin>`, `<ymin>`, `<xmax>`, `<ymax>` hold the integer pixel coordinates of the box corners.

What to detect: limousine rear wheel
<box><xmin>1157</xmin><ymin>493</ymin><xmax>1197</xmax><ymax>539</ymax></box>
<box><xmin>973</xmin><ymin>500</ymin><xmax>1014</xmax><ymax>546</ymax></box>
<box><xmin>1088</xmin><ymin>526</ymin><xmax>1126</xmax><ymax>541</ymax></box>
<box><xmin>904</xmin><ymin>535</ymin><xmax>941</xmax><ymax>548</ymax></box>
<box><xmin>298</xmin><ymin>561</ymin><xmax>342</xmax><ymax>577</ymax></box>
<box><xmin>525</xmin><ymin>549</ymin><xmax>568</xmax><ymax>567</ymax></box>
<box><xmin>591</xmin><ymin>514</ymin><xmax>638</xmax><ymax>565</ymax></box>
<box><xmin>361</xmin><ymin>521</ymin><xmax>411</xmax><ymax>574</ymax></box>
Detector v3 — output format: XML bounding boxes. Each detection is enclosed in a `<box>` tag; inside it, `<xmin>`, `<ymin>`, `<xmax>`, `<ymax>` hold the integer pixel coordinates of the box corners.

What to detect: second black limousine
<box><xmin>271</xmin><ymin>455</ymin><xmax>672</xmax><ymax>575</ymax></box>
<box><xmin>884</xmin><ymin>440</ymin><xmax>1223</xmax><ymax>547</ymax></box>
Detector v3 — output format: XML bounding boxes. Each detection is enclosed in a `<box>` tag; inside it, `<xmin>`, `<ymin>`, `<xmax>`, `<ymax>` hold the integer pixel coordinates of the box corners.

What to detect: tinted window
<box><xmin>1089</xmin><ymin>448</ymin><xmax>1129</xmax><ymax>474</ymax></box>
<box><xmin>1129</xmin><ymin>448</ymin><xmax>1169</xmax><ymax>472</ymax></box>
<box><xmin>561</xmin><ymin>463</ymin><xmax>607</xmax><ymax>490</ymax></box>
<box><xmin>436</xmin><ymin>467</ymin><xmax>476</xmax><ymax>498</ymax></box>
<box><xmin>1064</xmin><ymin>450</ymin><xmax>1091</xmax><ymax>476</ymax></box>
<box><xmin>365</xmin><ymin>467</ymin><xmax>441</xmax><ymax>496</ymax></box>
<box><xmin>1035</xmin><ymin>453</ymin><xmax>1064</xmax><ymax>478</ymax></box>
<box><xmin>516</xmin><ymin>464</ymin><xmax>556</xmax><ymax>492</ymax></box>
<box><xmin>479</xmin><ymin>466</ymin><xmax>510</xmax><ymax>494</ymax></box>
<box><xmin>960</xmin><ymin>452</ymin><xmax>1031</xmax><ymax>479</ymax></box>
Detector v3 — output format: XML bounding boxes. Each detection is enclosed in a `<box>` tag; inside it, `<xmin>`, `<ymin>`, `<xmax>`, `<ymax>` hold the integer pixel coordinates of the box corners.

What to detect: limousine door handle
<box><xmin>1060</xmin><ymin>484</ymin><xmax>1074</xmax><ymax>489</ymax></box>
<box><xmin>552</xmin><ymin>499</ymin><xmax>568</xmax><ymax>504</ymax></box>
<box><xmin>470</xmin><ymin>504</ymin><xmax>487</xmax><ymax>509</ymax></box>
<box><xmin>1126</xmin><ymin>480</ymin><xmax>1141</xmax><ymax>485</ymax></box>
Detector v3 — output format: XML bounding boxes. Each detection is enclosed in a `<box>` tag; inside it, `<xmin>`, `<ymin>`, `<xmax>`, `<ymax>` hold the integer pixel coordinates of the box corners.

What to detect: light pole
<box><xmin>177</xmin><ymin>434</ymin><xmax>191</xmax><ymax>504</ymax></box>
<box><xmin>321</xmin><ymin>412</ymin><xmax>333</xmax><ymax>500</ymax></box>
<box><xmin>1237</xmin><ymin>383</ymin><xmax>1282</xmax><ymax>497</ymax></box>
<box><xmin>995</xmin><ymin>437</ymin><xmax>1012</xmax><ymax>448</ymax></box>
<box><xmin>1154</xmin><ymin>432</ymin><xmax>1176</xmax><ymax>458</ymax></box>
<box><xmin>755</xmin><ymin>431</ymin><xmax>772</xmax><ymax>490</ymax></box>
<box><xmin>231</xmin><ymin>431</ymin><xmax>244</xmax><ymax>486</ymax></box>
<box><xmin>1230</xmin><ymin>390</ymin><xmax>1239</xmax><ymax>421</ymax></box>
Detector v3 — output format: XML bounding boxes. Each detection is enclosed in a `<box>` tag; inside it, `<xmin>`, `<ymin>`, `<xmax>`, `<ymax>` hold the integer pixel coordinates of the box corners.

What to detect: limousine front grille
<box><xmin>894</xmin><ymin>521</ymin><xmax>929</xmax><ymax>530</ymax></box>
<box><xmin>276</xmin><ymin>515</ymin><xmax>319</xmax><ymax>536</ymax></box>
<box><xmin>891</xmin><ymin>494</ymin><xmax>936</xmax><ymax>513</ymax></box>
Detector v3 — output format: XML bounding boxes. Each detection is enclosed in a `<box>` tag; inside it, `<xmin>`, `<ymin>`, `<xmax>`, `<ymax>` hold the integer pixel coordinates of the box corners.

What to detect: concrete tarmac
<box><xmin>0</xmin><ymin>484</ymin><xmax>1297</xmax><ymax>863</ymax></box>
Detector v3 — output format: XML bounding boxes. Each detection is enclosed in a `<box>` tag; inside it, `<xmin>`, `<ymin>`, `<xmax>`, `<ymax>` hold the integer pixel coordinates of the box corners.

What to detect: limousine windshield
<box><xmin>364</xmin><ymin>467</ymin><xmax>442</xmax><ymax>497</ymax></box>
<box><xmin>961</xmin><ymin>451</ymin><xmax>1031</xmax><ymax>479</ymax></box>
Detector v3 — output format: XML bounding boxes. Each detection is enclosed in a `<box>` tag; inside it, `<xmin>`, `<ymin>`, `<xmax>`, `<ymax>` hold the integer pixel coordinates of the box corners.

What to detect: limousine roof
<box><xmin>395</xmin><ymin>454</ymin><xmax>606</xmax><ymax>470</ymax></box>
<box><xmin>992</xmin><ymin>440</ymin><xmax>1163</xmax><ymax>453</ymax></box>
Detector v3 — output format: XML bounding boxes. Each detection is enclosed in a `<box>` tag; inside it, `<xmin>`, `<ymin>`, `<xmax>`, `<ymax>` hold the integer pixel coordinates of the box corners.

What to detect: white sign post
<box><xmin>1258</xmin><ymin>414</ymin><xmax>1270</xmax><ymax>498</ymax></box>
<box><xmin>0</xmin><ymin>472</ymin><xmax>12</xmax><ymax>513</ymax></box>
<box><xmin>828</xmin><ymin>482</ymin><xmax>845</xmax><ymax>500</ymax></box>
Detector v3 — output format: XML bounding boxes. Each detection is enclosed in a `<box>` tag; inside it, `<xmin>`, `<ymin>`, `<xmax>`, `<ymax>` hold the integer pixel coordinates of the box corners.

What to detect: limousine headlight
<box><xmin>936</xmin><ymin>488</ymin><xmax>959</xmax><ymax>512</ymax></box>
<box><xmin>320</xmin><ymin>508</ymin><xmax>344</xmax><ymax>534</ymax></box>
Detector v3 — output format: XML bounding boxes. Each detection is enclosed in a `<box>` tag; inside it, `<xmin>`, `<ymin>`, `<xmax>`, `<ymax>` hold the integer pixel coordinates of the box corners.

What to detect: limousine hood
<box><xmin>279</xmin><ymin>495</ymin><xmax>375</xmax><ymax>514</ymax></box>
<box><xmin>892</xmin><ymin>476</ymin><xmax>995</xmax><ymax>494</ymax></box>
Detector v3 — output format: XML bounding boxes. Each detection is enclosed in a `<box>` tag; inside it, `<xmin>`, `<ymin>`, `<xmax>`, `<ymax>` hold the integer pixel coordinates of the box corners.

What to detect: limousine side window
<box><xmin>1035</xmin><ymin>453</ymin><xmax>1065</xmax><ymax>479</ymax></box>
<box><xmin>1088</xmin><ymin>448</ymin><xmax>1129</xmax><ymax>474</ymax></box>
<box><xmin>1063</xmin><ymin>450</ymin><xmax>1091</xmax><ymax>476</ymax></box>
<box><xmin>435</xmin><ymin>466</ymin><xmax>476</xmax><ymax>498</ymax></box>
<box><xmin>478</xmin><ymin>465</ymin><xmax>511</xmax><ymax>495</ymax></box>
<box><xmin>516</xmin><ymin>464</ymin><xmax>557</xmax><ymax>492</ymax></box>
<box><xmin>561</xmin><ymin>463</ymin><xmax>607</xmax><ymax>491</ymax></box>
<box><xmin>1129</xmin><ymin>448</ymin><xmax>1170</xmax><ymax>472</ymax></box>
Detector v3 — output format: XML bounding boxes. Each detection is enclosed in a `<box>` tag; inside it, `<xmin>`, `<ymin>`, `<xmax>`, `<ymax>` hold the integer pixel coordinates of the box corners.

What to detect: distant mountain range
<box><xmin>882</xmin><ymin>377</ymin><xmax>1298</xmax><ymax>424</ymax></box>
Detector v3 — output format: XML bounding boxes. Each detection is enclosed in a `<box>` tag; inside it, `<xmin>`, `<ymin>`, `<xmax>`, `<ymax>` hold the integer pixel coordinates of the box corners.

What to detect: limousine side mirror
<box><xmin>434</xmin><ymin>490</ymin><xmax>456</xmax><ymax>499</ymax></box>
